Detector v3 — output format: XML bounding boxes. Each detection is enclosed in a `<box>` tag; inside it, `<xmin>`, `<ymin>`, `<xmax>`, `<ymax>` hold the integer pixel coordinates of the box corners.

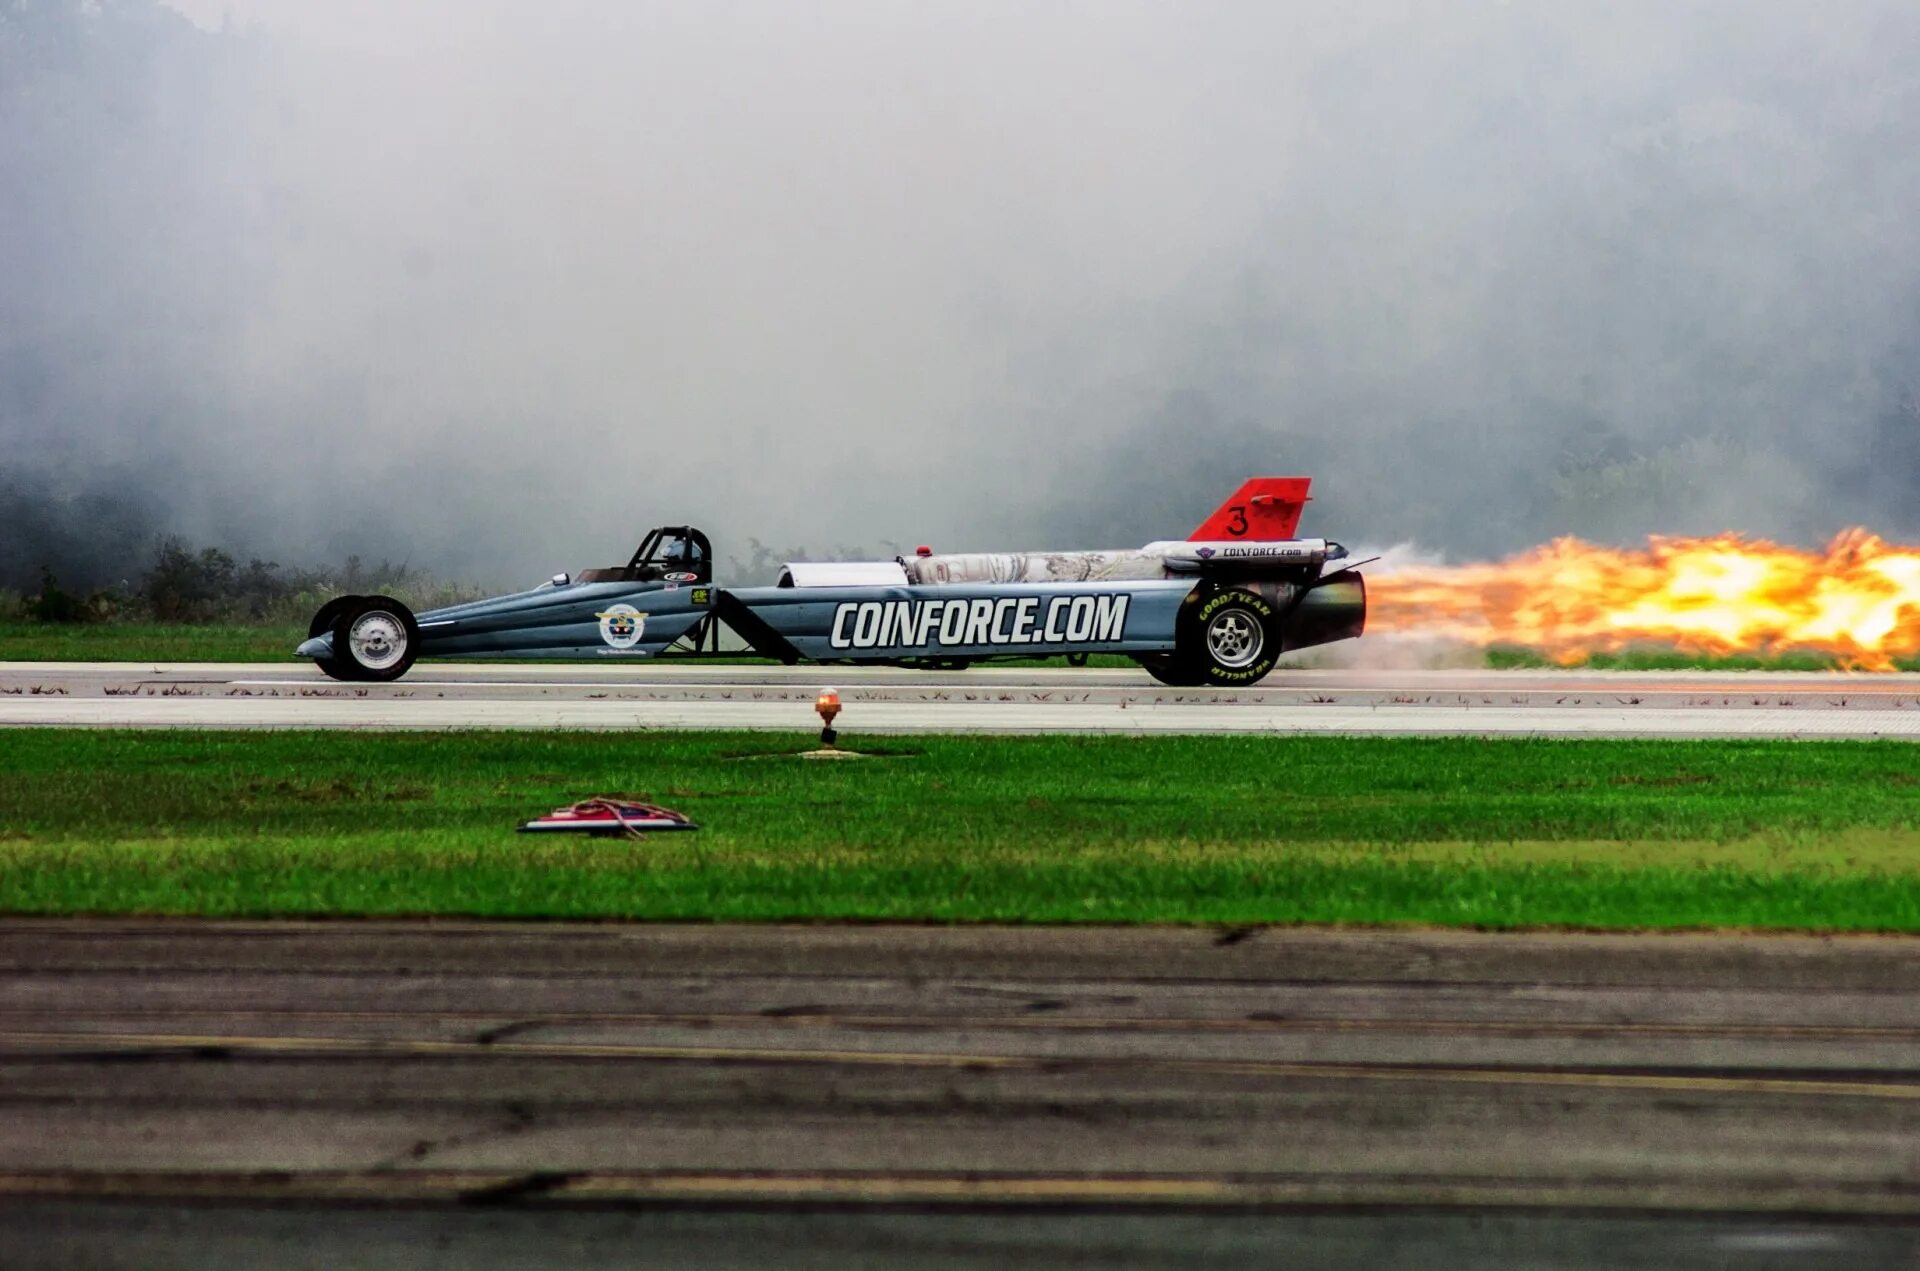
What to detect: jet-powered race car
<box><xmin>296</xmin><ymin>478</ymin><xmax>1367</xmax><ymax>687</ymax></box>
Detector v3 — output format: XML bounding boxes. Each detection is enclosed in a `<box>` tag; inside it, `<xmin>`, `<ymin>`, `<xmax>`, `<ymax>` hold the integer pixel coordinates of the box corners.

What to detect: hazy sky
<box><xmin>9</xmin><ymin>0</ymin><xmax>1920</xmax><ymax>585</ymax></box>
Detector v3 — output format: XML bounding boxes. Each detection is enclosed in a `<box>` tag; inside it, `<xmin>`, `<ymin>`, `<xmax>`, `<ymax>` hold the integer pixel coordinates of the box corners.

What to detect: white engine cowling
<box><xmin>1145</xmin><ymin>538</ymin><xmax>1343</xmax><ymax>570</ymax></box>
<box><xmin>778</xmin><ymin>561</ymin><xmax>911</xmax><ymax>588</ymax></box>
<box><xmin>901</xmin><ymin>540</ymin><xmax>1342</xmax><ymax>585</ymax></box>
<box><xmin>780</xmin><ymin>541</ymin><xmax>1344</xmax><ymax>589</ymax></box>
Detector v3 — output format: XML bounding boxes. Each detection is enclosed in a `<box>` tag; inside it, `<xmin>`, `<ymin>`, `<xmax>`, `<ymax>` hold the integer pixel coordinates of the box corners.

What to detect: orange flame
<box><xmin>1369</xmin><ymin>530</ymin><xmax>1920</xmax><ymax>670</ymax></box>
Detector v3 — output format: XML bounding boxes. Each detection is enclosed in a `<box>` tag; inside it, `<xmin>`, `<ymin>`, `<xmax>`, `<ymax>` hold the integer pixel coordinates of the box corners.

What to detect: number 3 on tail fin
<box><xmin>1190</xmin><ymin>478</ymin><xmax>1312</xmax><ymax>541</ymax></box>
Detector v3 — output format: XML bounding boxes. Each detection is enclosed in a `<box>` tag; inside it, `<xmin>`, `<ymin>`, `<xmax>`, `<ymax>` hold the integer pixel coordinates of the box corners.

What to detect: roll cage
<box><xmin>626</xmin><ymin>525</ymin><xmax>714</xmax><ymax>583</ymax></box>
<box><xmin>577</xmin><ymin>526</ymin><xmax>715</xmax><ymax>585</ymax></box>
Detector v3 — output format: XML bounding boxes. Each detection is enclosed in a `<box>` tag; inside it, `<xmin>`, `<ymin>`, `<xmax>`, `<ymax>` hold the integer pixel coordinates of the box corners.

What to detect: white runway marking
<box><xmin>5</xmin><ymin>662</ymin><xmax>1920</xmax><ymax>736</ymax></box>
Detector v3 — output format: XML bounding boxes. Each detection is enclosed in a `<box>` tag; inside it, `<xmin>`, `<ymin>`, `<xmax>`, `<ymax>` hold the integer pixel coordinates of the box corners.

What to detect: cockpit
<box><xmin>572</xmin><ymin>526</ymin><xmax>715</xmax><ymax>585</ymax></box>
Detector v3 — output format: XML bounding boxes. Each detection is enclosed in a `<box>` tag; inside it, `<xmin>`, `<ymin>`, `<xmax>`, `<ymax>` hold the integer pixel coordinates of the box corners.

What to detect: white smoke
<box><xmin>9</xmin><ymin>0</ymin><xmax>1920</xmax><ymax>589</ymax></box>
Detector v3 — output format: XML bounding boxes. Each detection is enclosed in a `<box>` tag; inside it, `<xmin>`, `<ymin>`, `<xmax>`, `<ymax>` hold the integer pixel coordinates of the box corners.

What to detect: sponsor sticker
<box><xmin>663</xmin><ymin>571</ymin><xmax>699</xmax><ymax>583</ymax></box>
<box><xmin>828</xmin><ymin>594</ymin><xmax>1129</xmax><ymax>651</ymax></box>
<box><xmin>597</xmin><ymin>604</ymin><xmax>647</xmax><ymax>649</ymax></box>
<box><xmin>691</xmin><ymin>588</ymin><xmax>712</xmax><ymax>606</ymax></box>
<box><xmin>1187</xmin><ymin>542</ymin><xmax>1317</xmax><ymax>561</ymax></box>
<box><xmin>1221</xmin><ymin>544</ymin><xmax>1310</xmax><ymax>559</ymax></box>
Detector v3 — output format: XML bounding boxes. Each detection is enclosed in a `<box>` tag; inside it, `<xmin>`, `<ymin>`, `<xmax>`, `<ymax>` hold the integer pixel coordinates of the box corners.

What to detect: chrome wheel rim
<box><xmin>1206</xmin><ymin>608</ymin><xmax>1263</xmax><ymax>669</ymax></box>
<box><xmin>348</xmin><ymin>611</ymin><xmax>408</xmax><ymax>671</ymax></box>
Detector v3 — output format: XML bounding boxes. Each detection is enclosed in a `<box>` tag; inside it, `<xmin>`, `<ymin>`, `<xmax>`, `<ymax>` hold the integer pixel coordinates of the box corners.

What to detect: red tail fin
<box><xmin>1190</xmin><ymin>477</ymin><xmax>1312</xmax><ymax>540</ymax></box>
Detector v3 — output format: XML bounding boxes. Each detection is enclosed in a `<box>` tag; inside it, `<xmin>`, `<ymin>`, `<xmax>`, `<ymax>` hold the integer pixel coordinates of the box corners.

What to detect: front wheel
<box><xmin>309</xmin><ymin>595</ymin><xmax>361</xmax><ymax>681</ymax></box>
<box><xmin>329</xmin><ymin>595</ymin><xmax>420</xmax><ymax>682</ymax></box>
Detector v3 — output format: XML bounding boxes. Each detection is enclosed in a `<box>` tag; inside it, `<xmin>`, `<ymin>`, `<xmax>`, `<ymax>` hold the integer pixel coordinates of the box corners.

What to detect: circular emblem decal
<box><xmin>597</xmin><ymin>604</ymin><xmax>646</xmax><ymax>649</ymax></box>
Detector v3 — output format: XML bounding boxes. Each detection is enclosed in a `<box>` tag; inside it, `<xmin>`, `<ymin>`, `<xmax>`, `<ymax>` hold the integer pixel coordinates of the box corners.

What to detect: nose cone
<box><xmin>296</xmin><ymin>634</ymin><xmax>334</xmax><ymax>658</ymax></box>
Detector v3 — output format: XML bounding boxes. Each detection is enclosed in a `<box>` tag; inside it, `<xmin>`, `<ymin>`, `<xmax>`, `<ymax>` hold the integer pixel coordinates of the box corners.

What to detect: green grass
<box><xmin>0</xmin><ymin>623</ymin><xmax>308</xmax><ymax>662</ymax></box>
<box><xmin>6</xmin><ymin>731</ymin><xmax>1920</xmax><ymax>929</ymax></box>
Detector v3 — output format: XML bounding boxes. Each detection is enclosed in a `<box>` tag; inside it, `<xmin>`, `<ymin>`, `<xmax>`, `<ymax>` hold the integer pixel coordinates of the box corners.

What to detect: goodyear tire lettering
<box><xmin>1176</xmin><ymin>587</ymin><xmax>1278</xmax><ymax>686</ymax></box>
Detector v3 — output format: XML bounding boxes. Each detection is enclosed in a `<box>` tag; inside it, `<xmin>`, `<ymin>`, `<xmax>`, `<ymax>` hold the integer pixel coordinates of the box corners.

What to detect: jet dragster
<box><xmin>296</xmin><ymin>477</ymin><xmax>1366</xmax><ymax>687</ymax></box>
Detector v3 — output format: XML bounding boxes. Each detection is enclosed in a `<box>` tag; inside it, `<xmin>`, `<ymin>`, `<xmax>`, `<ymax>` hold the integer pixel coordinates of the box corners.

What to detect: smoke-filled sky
<box><xmin>5</xmin><ymin>0</ymin><xmax>1919</xmax><ymax>589</ymax></box>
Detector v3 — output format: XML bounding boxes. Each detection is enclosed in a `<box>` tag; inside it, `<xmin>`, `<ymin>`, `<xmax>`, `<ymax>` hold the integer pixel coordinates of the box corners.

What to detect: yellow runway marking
<box><xmin>7</xmin><ymin>1029</ymin><xmax>1920</xmax><ymax>1101</ymax></box>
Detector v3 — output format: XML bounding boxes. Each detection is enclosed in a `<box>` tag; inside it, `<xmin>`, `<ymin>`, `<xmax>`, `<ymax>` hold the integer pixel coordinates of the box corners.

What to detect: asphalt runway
<box><xmin>4</xmin><ymin>921</ymin><xmax>1920</xmax><ymax>1266</ymax></box>
<box><xmin>8</xmin><ymin>661</ymin><xmax>1920</xmax><ymax>736</ymax></box>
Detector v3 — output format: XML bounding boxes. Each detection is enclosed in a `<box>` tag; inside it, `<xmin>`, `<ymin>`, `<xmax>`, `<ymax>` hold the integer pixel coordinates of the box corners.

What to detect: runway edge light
<box><xmin>816</xmin><ymin>687</ymin><xmax>842</xmax><ymax>748</ymax></box>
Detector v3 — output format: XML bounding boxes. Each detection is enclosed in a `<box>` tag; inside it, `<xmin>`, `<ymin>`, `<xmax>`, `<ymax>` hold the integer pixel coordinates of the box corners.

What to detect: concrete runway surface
<box><xmin>4</xmin><ymin>921</ymin><xmax>1920</xmax><ymax>1266</ymax></box>
<box><xmin>8</xmin><ymin>660</ymin><xmax>1920</xmax><ymax>736</ymax></box>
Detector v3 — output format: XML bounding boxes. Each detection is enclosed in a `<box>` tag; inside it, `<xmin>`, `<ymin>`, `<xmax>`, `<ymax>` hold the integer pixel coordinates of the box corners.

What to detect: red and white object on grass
<box><xmin>516</xmin><ymin>798</ymin><xmax>697</xmax><ymax>836</ymax></box>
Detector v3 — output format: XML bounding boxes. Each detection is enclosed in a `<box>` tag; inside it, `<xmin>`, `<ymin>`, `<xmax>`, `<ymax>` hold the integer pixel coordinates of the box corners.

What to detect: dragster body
<box><xmin>296</xmin><ymin>478</ymin><xmax>1367</xmax><ymax>687</ymax></box>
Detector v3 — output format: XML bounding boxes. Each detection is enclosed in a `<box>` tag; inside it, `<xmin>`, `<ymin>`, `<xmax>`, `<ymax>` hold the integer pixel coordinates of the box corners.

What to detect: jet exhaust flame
<box><xmin>1369</xmin><ymin>530</ymin><xmax>1920</xmax><ymax>670</ymax></box>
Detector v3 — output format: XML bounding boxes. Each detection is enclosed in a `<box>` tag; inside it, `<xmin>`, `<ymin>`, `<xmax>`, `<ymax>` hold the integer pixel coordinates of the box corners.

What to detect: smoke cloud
<box><xmin>6</xmin><ymin>0</ymin><xmax>1920</xmax><ymax>591</ymax></box>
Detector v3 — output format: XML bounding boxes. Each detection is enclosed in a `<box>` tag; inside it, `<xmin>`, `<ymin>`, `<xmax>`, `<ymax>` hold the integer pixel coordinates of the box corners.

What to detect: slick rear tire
<box><xmin>309</xmin><ymin>595</ymin><xmax>361</xmax><ymax>681</ymax></box>
<box><xmin>329</xmin><ymin>595</ymin><xmax>420</xmax><ymax>682</ymax></box>
<box><xmin>1178</xmin><ymin>587</ymin><xmax>1280</xmax><ymax>686</ymax></box>
<box><xmin>1137</xmin><ymin>653</ymin><xmax>1205</xmax><ymax>687</ymax></box>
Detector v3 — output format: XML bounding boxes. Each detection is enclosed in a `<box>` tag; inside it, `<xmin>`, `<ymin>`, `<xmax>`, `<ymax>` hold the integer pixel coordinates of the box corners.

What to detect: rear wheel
<box><xmin>1137</xmin><ymin>653</ymin><xmax>1204</xmax><ymax>687</ymax></box>
<box><xmin>1138</xmin><ymin>588</ymin><xmax>1280</xmax><ymax>687</ymax></box>
<box><xmin>329</xmin><ymin>595</ymin><xmax>419</xmax><ymax>682</ymax></box>
<box><xmin>1184</xmin><ymin>588</ymin><xmax>1279</xmax><ymax>685</ymax></box>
